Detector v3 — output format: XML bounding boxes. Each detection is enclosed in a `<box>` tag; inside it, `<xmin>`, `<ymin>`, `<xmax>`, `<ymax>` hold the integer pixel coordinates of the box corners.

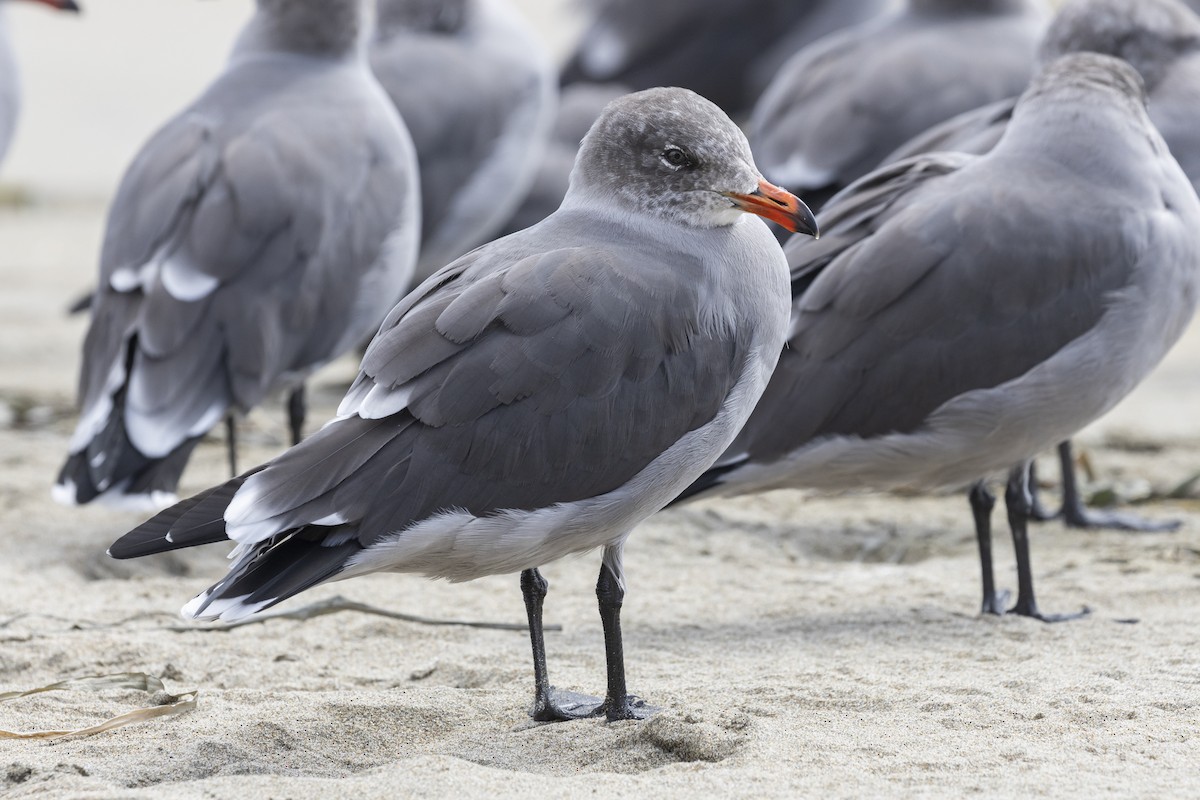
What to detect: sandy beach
<box><xmin>2</xmin><ymin>2</ymin><xmax>1199</xmax><ymax>797</ymax></box>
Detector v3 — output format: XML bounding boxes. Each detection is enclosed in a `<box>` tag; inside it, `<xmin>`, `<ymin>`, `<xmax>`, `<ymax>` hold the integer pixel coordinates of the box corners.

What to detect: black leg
<box><xmin>1005</xmin><ymin>464</ymin><xmax>1090</xmax><ymax>623</ymax></box>
<box><xmin>519</xmin><ymin>568</ymin><xmax>605</xmax><ymax>722</ymax></box>
<box><xmin>287</xmin><ymin>384</ymin><xmax>307</xmax><ymax>446</ymax></box>
<box><xmin>1057</xmin><ymin>440</ymin><xmax>1180</xmax><ymax>532</ymax></box>
<box><xmin>225</xmin><ymin>415</ymin><xmax>238</xmax><ymax>477</ymax></box>
<box><xmin>1026</xmin><ymin>458</ymin><xmax>1059</xmax><ymax>522</ymax></box>
<box><xmin>968</xmin><ymin>482</ymin><xmax>1009</xmax><ymax>615</ymax></box>
<box><xmin>595</xmin><ymin>562</ymin><xmax>654</xmax><ymax>722</ymax></box>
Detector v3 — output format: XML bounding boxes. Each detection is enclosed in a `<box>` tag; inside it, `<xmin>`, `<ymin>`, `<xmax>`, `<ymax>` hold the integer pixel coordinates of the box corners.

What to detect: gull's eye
<box><xmin>661</xmin><ymin>146</ymin><xmax>697</xmax><ymax>170</ymax></box>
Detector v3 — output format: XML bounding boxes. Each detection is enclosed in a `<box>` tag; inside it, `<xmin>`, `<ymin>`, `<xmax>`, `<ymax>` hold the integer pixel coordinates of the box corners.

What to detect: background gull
<box><xmin>672</xmin><ymin>53</ymin><xmax>1200</xmax><ymax>621</ymax></box>
<box><xmin>496</xmin><ymin>81</ymin><xmax>627</xmax><ymax>237</ymax></box>
<box><xmin>885</xmin><ymin>0</ymin><xmax>1200</xmax><ymax>530</ymax></box>
<box><xmin>889</xmin><ymin>0</ymin><xmax>1200</xmax><ymax>188</ymax></box>
<box><xmin>370</xmin><ymin>0</ymin><xmax>555</xmax><ymax>286</ymax></box>
<box><xmin>560</xmin><ymin>0</ymin><xmax>893</xmax><ymax>118</ymax></box>
<box><xmin>54</xmin><ymin>0</ymin><xmax>420</xmax><ymax>509</ymax></box>
<box><xmin>108</xmin><ymin>87</ymin><xmax>817</xmax><ymax>723</ymax></box>
<box><xmin>750</xmin><ymin>0</ymin><xmax>1049</xmax><ymax>210</ymax></box>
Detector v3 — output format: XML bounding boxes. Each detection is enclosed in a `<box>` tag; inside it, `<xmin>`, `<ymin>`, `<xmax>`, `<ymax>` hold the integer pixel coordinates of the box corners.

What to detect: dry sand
<box><xmin>2</xmin><ymin>2</ymin><xmax>1200</xmax><ymax>798</ymax></box>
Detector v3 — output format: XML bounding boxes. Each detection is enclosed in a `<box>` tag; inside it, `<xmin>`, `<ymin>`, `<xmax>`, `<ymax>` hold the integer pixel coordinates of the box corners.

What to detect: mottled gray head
<box><xmin>1019</xmin><ymin>51</ymin><xmax>1148</xmax><ymax>116</ymax></box>
<box><xmin>1040</xmin><ymin>0</ymin><xmax>1200</xmax><ymax>89</ymax></box>
<box><xmin>246</xmin><ymin>0</ymin><xmax>365</xmax><ymax>56</ymax></box>
<box><xmin>570</xmin><ymin>87</ymin><xmax>817</xmax><ymax>234</ymax></box>
<box><xmin>375</xmin><ymin>0</ymin><xmax>470</xmax><ymax>39</ymax></box>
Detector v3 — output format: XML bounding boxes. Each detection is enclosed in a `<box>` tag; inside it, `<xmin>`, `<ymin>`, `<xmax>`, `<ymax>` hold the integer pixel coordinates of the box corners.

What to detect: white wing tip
<box><xmin>51</xmin><ymin>480</ymin><xmax>80</xmax><ymax>507</ymax></box>
<box><xmin>182</xmin><ymin>591</ymin><xmax>272</xmax><ymax>622</ymax></box>
<box><xmin>55</xmin><ymin>479</ymin><xmax>177</xmax><ymax>511</ymax></box>
<box><xmin>93</xmin><ymin>489</ymin><xmax>179</xmax><ymax>514</ymax></box>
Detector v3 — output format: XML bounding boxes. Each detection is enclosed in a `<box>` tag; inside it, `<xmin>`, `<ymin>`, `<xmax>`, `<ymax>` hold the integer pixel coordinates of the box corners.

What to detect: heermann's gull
<box><xmin>107</xmin><ymin>87</ymin><xmax>817</xmax><ymax>722</ymax></box>
<box><xmin>54</xmin><ymin>0</ymin><xmax>420</xmax><ymax>510</ymax></box>
<box><xmin>889</xmin><ymin>0</ymin><xmax>1200</xmax><ymax>186</ymax></box>
<box><xmin>370</xmin><ymin>0</ymin><xmax>555</xmax><ymax>285</ymax></box>
<box><xmin>561</xmin><ymin>0</ymin><xmax>893</xmax><ymax>118</ymax></box>
<box><xmin>884</xmin><ymin>0</ymin><xmax>1200</xmax><ymax>531</ymax></box>
<box><xmin>750</xmin><ymin>0</ymin><xmax>1049</xmax><ymax>210</ymax></box>
<box><xmin>672</xmin><ymin>53</ymin><xmax>1200</xmax><ymax>621</ymax></box>
<box><xmin>496</xmin><ymin>82</ymin><xmax>628</xmax><ymax>238</ymax></box>
<box><xmin>0</xmin><ymin>0</ymin><xmax>80</xmax><ymax>169</ymax></box>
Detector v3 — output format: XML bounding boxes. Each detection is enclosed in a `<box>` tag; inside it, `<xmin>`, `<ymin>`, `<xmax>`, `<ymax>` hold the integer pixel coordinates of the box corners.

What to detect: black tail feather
<box><xmin>197</xmin><ymin>529</ymin><xmax>362</xmax><ymax>616</ymax></box>
<box><xmin>56</xmin><ymin>386</ymin><xmax>202</xmax><ymax>505</ymax></box>
<box><xmin>109</xmin><ymin>473</ymin><xmax>257</xmax><ymax>559</ymax></box>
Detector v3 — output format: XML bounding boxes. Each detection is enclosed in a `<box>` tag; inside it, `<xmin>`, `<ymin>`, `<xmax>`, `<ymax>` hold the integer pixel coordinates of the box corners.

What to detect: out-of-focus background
<box><xmin>3</xmin><ymin>0</ymin><xmax>1196</xmax><ymax>433</ymax></box>
<box><xmin>1</xmin><ymin>0</ymin><xmax>578</xmax><ymax>197</ymax></box>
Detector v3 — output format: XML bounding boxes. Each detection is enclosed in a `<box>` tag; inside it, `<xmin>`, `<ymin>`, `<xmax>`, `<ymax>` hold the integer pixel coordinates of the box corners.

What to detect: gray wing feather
<box><xmin>232</xmin><ymin>245</ymin><xmax>745</xmax><ymax>543</ymax></box>
<box><xmin>737</xmin><ymin>152</ymin><xmax>1133</xmax><ymax>463</ymax></box>
<box><xmin>752</xmin><ymin>13</ymin><xmax>1040</xmax><ymax>191</ymax></box>
<box><xmin>98</xmin><ymin>118</ymin><xmax>221</xmax><ymax>282</ymax></box>
<box><xmin>789</xmin><ymin>152</ymin><xmax>972</xmax><ymax>294</ymax></box>
<box><xmin>882</xmin><ymin>97</ymin><xmax>1017</xmax><ymax>166</ymax></box>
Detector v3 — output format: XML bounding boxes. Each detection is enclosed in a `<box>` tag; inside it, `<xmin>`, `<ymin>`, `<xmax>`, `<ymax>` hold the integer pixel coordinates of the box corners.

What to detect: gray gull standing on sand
<box><xmin>108</xmin><ymin>87</ymin><xmax>818</xmax><ymax>722</ymax></box>
<box><xmin>672</xmin><ymin>54</ymin><xmax>1200</xmax><ymax>622</ymax></box>
<box><xmin>0</xmin><ymin>0</ymin><xmax>80</xmax><ymax>169</ymax></box>
<box><xmin>751</xmin><ymin>0</ymin><xmax>1049</xmax><ymax>210</ymax></box>
<box><xmin>884</xmin><ymin>0</ymin><xmax>1200</xmax><ymax>531</ymax></box>
<box><xmin>54</xmin><ymin>0</ymin><xmax>420</xmax><ymax>509</ymax></box>
<box><xmin>370</xmin><ymin>0</ymin><xmax>555</xmax><ymax>285</ymax></box>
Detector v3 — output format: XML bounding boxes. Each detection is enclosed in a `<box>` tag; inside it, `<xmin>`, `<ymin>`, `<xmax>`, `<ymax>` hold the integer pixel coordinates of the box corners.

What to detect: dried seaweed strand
<box><xmin>0</xmin><ymin>672</ymin><xmax>197</xmax><ymax>740</ymax></box>
<box><xmin>165</xmin><ymin>595</ymin><xmax>561</xmax><ymax>633</ymax></box>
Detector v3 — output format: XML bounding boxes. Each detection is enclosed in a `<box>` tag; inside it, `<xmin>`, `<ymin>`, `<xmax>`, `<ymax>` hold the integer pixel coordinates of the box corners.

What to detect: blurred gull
<box><xmin>561</xmin><ymin>0</ymin><xmax>893</xmax><ymax>118</ymax></box>
<box><xmin>673</xmin><ymin>54</ymin><xmax>1200</xmax><ymax>621</ymax></box>
<box><xmin>55</xmin><ymin>0</ymin><xmax>420</xmax><ymax>509</ymax></box>
<box><xmin>370</xmin><ymin>0</ymin><xmax>555</xmax><ymax>285</ymax></box>
<box><xmin>751</xmin><ymin>0</ymin><xmax>1049</xmax><ymax>209</ymax></box>
<box><xmin>496</xmin><ymin>81</ymin><xmax>627</xmax><ymax>237</ymax></box>
<box><xmin>885</xmin><ymin>0</ymin><xmax>1200</xmax><ymax>530</ymax></box>
<box><xmin>108</xmin><ymin>87</ymin><xmax>817</xmax><ymax>722</ymax></box>
<box><xmin>891</xmin><ymin>0</ymin><xmax>1200</xmax><ymax>193</ymax></box>
<box><xmin>0</xmin><ymin>0</ymin><xmax>80</xmax><ymax>169</ymax></box>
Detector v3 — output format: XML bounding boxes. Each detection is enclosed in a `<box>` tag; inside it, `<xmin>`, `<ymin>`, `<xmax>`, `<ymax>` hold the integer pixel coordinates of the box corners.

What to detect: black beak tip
<box><xmin>796</xmin><ymin>205</ymin><xmax>820</xmax><ymax>239</ymax></box>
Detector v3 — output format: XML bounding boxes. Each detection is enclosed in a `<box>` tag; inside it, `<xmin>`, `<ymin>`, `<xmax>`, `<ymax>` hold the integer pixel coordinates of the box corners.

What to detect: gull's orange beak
<box><xmin>724</xmin><ymin>179</ymin><xmax>818</xmax><ymax>237</ymax></box>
